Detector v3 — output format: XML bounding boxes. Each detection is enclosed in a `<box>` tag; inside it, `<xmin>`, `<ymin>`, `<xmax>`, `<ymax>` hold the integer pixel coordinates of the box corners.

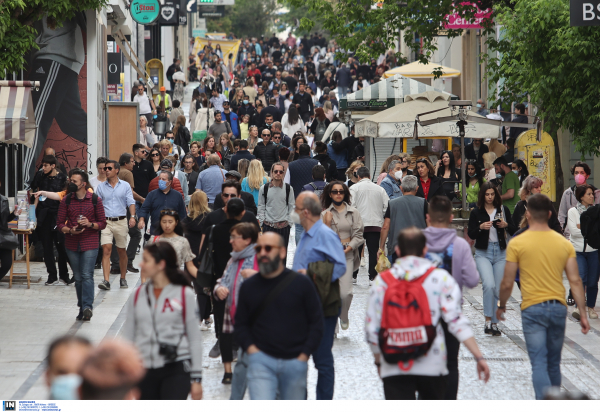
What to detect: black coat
<box><xmin>213</xmin><ymin>191</ymin><xmax>257</xmax><ymax>216</ymax></box>
<box><xmin>313</xmin><ymin>153</ymin><xmax>337</xmax><ymax>183</ymax></box>
<box><xmin>415</xmin><ymin>176</ymin><xmax>445</xmax><ymax>201</ymax></box>
<box><xmin>467</xmin><ymin>205</ymin><xmax>517</xmax><ymax>251</ymax></box>
<box><xmin>175</xmin><ymin>126</ymin><xmax>191</xmax><ymax>154</ymax></box>
<box><xmin>292</xmin><ymin>92</ymin><xmax>314</xmax><ymax>116</ymax></box>
<box><xmin>230</xmin><ymin>150</ymin><xmax>256</xmax><ymax>172</ymax></box>
<box><xmin>512</xmin><ymin>199</ymin><xmax>562</xmax><ymax>234</ymax></box>
<box><xmin>253</xmin><ymin>141</ymin><xmax>280</xmax><ymax>173</ymax></box>
<box><xmin>509</xmin><ymin>115</ymin><xmax>529</xmax><ymax>141</ymax></box>
<box><xmin>464</xmin><ymin>143</ymin><xmax>489</xmax><ymax>168</ymax></box>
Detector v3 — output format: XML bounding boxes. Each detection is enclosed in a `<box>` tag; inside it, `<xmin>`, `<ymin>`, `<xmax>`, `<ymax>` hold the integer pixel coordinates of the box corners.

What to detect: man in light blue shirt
<box><xmin>292</xmin><ymin>192</ymin><xmax>345</xmax><ymax>400</ymax></box>
<box><xmin>210</xmin><ymin>89</ymin><xmax>227</xmax><ymax>112</ymax></box>
<box><xmin>95</xmin><ymin>160</ymin><xmax>136</xmax><ymax>291</ymax></box>
<box><xmin>196</xmin><ymin>154</ymin><xmax>226</xmax><ymax>206</ymax></box>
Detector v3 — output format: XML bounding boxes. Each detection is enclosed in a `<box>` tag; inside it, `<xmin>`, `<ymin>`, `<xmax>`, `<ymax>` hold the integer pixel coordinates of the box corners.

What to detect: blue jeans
<box><xmin>576</xmin><ymin>251</ymin><xmax>600</xmax><ymax>308</ymax></box>
<box><xmin>295</xmin><ymin>224</ymin><xmax>304</xmax><ymax>247</ymax></box>
<box><xmin>475</xmin><ymin>242</ymin><xmax>506</xmax><ymax>323</ymax></box>
<box><xmin>230</xmin><ymin>348</ymin><xmax>248</xmax><ymax>400</ymax></box>
<box><xmin>521</xmin><ymin>301</ymin><xmax>567</xmax><ymax>400</ymax></box>
<box><xmin>312</xmin><ymin>314</ymin><xmax>338</xmax><ymax>399</ymax></box>
<box><xmin>65</xmin><ymin>248</ymin><xmax>98</xmax><ymax>312</ymax></box>
<box><xmin>338</xmin><ymin>86</ymin><xmax>348</xmax><ymax>98</ymax></box>
<box><xmin>247</xmin><ymin>351</ymin><xmax>308</xmax><ymax>400</ymax></box>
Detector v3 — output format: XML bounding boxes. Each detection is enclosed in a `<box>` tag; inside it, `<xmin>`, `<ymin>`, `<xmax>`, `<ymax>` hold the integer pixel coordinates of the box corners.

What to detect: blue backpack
<box><xmin>425</xmin><ymin>244</ymin><xmax>454</xmax><ymax>274</ymax></box>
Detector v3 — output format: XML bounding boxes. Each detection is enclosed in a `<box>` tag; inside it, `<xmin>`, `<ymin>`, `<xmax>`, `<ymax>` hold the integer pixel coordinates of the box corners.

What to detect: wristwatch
<box><xmin>191</xmin><ymin>377</ymin><xmax>202</xmax><ymax>383</ymax></box>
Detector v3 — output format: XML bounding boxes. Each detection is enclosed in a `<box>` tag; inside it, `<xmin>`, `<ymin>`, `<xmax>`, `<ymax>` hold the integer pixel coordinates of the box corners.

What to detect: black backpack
<box><xmin>65</xmin><ymin>192</ymin><xmax>98</xmax><ymax>207</ymax></box>
<box><xmin>263</xmin><ymin>183</ymin><xmax>291</xmax><ymax>205</ymax></box>
<box><xmin>580</xmin><ymin>204</ymin><xmax>600</xmax><ymax>251</ymax></box>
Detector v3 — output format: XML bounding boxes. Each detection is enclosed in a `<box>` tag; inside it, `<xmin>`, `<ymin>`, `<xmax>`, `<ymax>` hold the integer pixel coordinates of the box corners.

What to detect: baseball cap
<box><xmin>160</xmin><ymin>86</ymin><xmax>166</xmax><ymax>91</ymax></box>
<box><xmin>160</xmin><ymin>159</ymin><xmax>173</xmax><ymax>169</ymax></box>
<box><xmin>225</xmin><ymin>170</ymin><xmax>242</xmax><ymax>180</ymax></box>
<box><xmin>223</xmin><ymin>100</ymin><xmax>229</xmax><ymax>104</ymax></box>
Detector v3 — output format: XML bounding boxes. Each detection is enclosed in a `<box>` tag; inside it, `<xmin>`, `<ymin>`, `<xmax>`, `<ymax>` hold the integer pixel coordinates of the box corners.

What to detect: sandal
<box><xmin>567</xmin><ymin>289</ymin><xmax>575</xmax><ymax>306</ymax></box>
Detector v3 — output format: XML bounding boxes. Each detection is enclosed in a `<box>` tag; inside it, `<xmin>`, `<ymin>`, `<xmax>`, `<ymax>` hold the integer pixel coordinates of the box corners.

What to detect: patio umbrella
<box><xmin>383</xmin><ymin>62</ymin><xmax>461</xmax><ymax>79</ymax></box>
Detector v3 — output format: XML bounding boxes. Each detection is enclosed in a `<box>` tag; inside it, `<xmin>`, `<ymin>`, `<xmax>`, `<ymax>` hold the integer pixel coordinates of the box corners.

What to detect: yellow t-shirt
<box><xmin>506</xmin><ymin>230</ymin><xmax>576</xmax><ymax>310</ymax></box>
<box><xmin>240</xmin><ymin>123</ymin><xmax>249</xmax><ymax>140</ymax></box>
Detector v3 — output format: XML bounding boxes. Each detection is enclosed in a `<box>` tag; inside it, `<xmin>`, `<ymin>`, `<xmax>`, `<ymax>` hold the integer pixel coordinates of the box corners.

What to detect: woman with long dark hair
<box><xmin>123</xmin><ymin>241</ymin><xmax>203</xmax><ymax>400</ymax></box>
<box><xmin>150</xmin><ymin>148</ymin><xmax>164</xmax><ymax>173</ymax></box>
<box><xmin>172</xmin><ymin>115</ymin><xmax>190</xmax><ymax>154</ymax></box>
<box><xmin>310</xmin><ymin>107</ymin><xmax>331</xmax><ymax>140</ymax></box>
<box><xmin>321</xmin><ymin>182</ymin><xmax>364</xmax><ymax>331</ymax></box>
<box><xmin>289</xmin><ymin>132</ymin><xmax>307</xmax><ymax>162</ymax></box>
<box><xmin>461</xmin><ymin>161</ymin><xmax>485</xmax><ymax>207</ymax></box>
<box><xmin>435</xmin><ymin>150</ymin><xmax>460</xmax><ymax>200</ymax></box>
<box><xmin>151</xmin><ymin>210</ymin><xmax>198</xmax><ymax>278</ymax></box>
<box><xmin>467</xmin><ymin>182</ymin><xmax>517</xmax><ymax>336</ymax></box>
<box><xmin>415</xmin><ymin>157</ymin><xmax>445</xmax><ymax>201</ymax></box>
<box><xmin>512</xmin><ymin>159</ymin><xmax>529</xmax><ymax>186</ymax></box>
<box><xmin>190</xmin><ymin>89</ymin><xmax>200</xmax><ymax>133</ymax></box>
<box><xmin>281</xmin><ymin>105</ymin><xmax>305</xmax><ymax>137</ymax></box>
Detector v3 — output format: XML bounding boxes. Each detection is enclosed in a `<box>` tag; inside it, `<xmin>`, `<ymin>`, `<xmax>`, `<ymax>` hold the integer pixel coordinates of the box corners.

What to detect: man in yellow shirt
<box><xmin>497</xmin><ymin>194</ymin><xmax>589</xmax><ymax>400</ymax></box>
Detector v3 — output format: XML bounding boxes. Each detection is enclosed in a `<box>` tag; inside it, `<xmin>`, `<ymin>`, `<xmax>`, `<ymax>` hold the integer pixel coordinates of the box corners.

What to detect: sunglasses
<box><xmin>103</xmin><ymin>167</ymin><xmax>113</xmax><ymax>171</ymax></box>
<box><xmin>151</xmin><ymin>153</ymin><xmax>160</xmax><ymax>157</ymax></box>
<box><xmin>160</xmin><ymin>209</ymin><xmax>177</xmax><ymax>216</ymax></box>
<box><xmin>222</xmin><ymin>193</ymin><xmax>237</xmax><ymax>198</ymax></box>
<box><xmin>272</xmin><ymin>170</ymin><xmax>284</xmax><ymax>175</ymax></box>
<box><xmin>262</xmin><ymin>134</ymin><xmax>271</xmax><ymax>137</ymax></box>
<box><xmin>254</xmin><ymin>245</ymin><xmax>281</xmax><ymax>253</ymax></box>
<box><xmin>331</xmin><ymin>190</ymin><xmax>344</xmax><ymax>195</ymax></box>
<box><xmin>273</xmin><ymin>135</ymin><xmax>281</xmax><ymax>139</ymax></box>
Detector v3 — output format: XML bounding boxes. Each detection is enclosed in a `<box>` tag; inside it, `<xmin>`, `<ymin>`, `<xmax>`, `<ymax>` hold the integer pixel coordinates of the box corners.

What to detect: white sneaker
<box><xmin>352</xmin><ymin>278</ymin><xmax>357</xmax><ymax>285</ymax></box>
<box><xmin>45</xmin><ymin>280</ymin><xmax>59</xmax><ymax>286</ymax></box>
<box><xmin>340</xmin><ymin>320</ymin><xmax>349</xmax><ymax>330</ymax></box>
<box><xmin>572</xmin><ymin>308</ymin><xmax>581</xmax><ymax>320</ymax></box>
<box><xmin>360</xmin><ymin>257</ymin><xmax>366</xmax><ymax>267</ymax></box>
<box><xmin>200</xmin><ymin>323</ymin><xmax>210</xmax><ymax>331</ymax></box>
<box><xmin>588</xmin><ymin>307</ymin><xmax>598</xmax><ymax>319</ymax></box>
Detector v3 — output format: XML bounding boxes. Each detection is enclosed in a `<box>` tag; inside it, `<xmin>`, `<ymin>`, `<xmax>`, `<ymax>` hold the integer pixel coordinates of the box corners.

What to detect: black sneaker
<box><xmin>98</xmin><ymin>280</ymin><xmax>110</xmax><ymax>290</ymax></box>
<box><xmin>222</xmin><ymin>372</ymin><xmax>233</xmax><ymax>384</ymax></box>
<box><xmin>94</xmin><ymin>263</ymin><xmax>102</xmax><ymax>270</ymax></box>
<box><xmin>491</xmin><ymin>324</ymin><xmax>502</xmax><ymax>336</ymax></box>
<box><xmin>120</xmin><ymin>278</ymin><xmax>128</xmax><ymax>288</ymax></box>
<box><xmin>82</xmin><ymin>307</ymin><xmax>93</xmax><ymax>321</ymax></box>
<box><xmin>127</xmin><ymin>265</ymin><xmax>139</xmax><ymax>273</ymax></box>
<box><xmin>110</xmin><ymin>267</ymin><xmax>120</xmax><ymax>275</ymax></box>
<box><xmin>484</xmin><ymin>324</ymin><xmax>492</xmax><ymax>335</ymax></box>
<box><xmin>76</xmin><ymin>312</ymin><xmax>83</xmax><ymax>321</ymax></box>
<box><xmin>65</xmin><ymin>277</ymin><xmax>75</xmax><ymax>285</ymax></box>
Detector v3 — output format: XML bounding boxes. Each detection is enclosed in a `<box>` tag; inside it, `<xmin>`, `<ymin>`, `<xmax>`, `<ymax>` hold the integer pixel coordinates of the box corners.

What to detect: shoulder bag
<box><xmin>196</xmin><ymin>225</ymin><xmax>215</xmax><ymax>287</ymax></box>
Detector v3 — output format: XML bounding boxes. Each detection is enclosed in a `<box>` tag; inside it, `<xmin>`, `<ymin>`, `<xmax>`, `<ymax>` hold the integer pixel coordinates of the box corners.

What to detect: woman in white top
<box><xmin>281</xmin><ymin>105</ymin><xmax>305</xmax><ymax>137</ymax></box>
<box><xmin>139</xmin><ymin>116</ymin><xmax>156</xmax><ymax>148</ymax></box>
<box><xmin>567</xmin><ymin>184</ymin><xmax>600</xmax><ymax>320</ymax></box>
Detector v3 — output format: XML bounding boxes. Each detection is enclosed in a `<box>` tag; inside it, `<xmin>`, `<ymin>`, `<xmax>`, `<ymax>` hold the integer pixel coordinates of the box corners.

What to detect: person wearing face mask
<box><xmin>379</xmin><ymin>160</ymin><xmax>404</xmax><ymax>200</ymax></box>
<box><xmin>492</xmin><ymin>157</ymin><xmax>519</xmax><ymax>214</ymax></box>
<box><xmin>56</xmin><ymin>170</ymin><xmax>106</xmax><ymax>320</ymax></box>
<box><xmin>464</xmin><ymin>138</ymin><xmax>489</xmax><ymax>169</ymax></box>
<box><xmin>138</xmin><ymin>171</ymin><xmax>188</xmax><ymax>237</ymax></box>
<box><xmin>511</xmin><ymin>159</ymin><xmax>529</xmax><ymax>187</ymax></box>
<box><xmin>476</xmin><ymin>99</ymin><xmax>488</xmax><ymax>117</ymax></box>
<box><xmin>237</xmin><ymin>94</ymin><xmax>259</xmax><ymax>126</ymax></box>
<box><xmin>46</xmin><ymin>335</ymin><xmax>93</xmax><ymax>400</ymax></box>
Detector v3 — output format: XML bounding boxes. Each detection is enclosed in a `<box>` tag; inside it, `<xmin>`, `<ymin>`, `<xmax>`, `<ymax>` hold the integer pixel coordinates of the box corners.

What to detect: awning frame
<box><xmin>0</xmin><ymin>81</ymin><xmax>40</xmax><ymax>148</ymax></box>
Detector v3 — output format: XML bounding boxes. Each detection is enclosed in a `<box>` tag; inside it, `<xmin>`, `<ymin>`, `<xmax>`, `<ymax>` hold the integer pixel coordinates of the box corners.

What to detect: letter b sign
<box><xmin>571</xmin><ymin>0</ymin><xmax>600</xmax><ymax>26</ymax></box>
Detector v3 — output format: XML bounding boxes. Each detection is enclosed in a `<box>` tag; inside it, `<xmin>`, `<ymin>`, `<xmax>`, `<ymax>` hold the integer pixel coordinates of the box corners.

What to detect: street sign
<box><xmin>130</xmin><ymin>0</ymin><xmax>160</xmax><ymax>24</ymax></box>
<box><xmin>571</xmin><ymin>0</ymin><xmax>600</xmax><ymax>26</ymax></box>
<box><xmin>199</xmin><ymin>5</ymin><xmax>225</xmax><ymax>16</ymax></box>
<box><xmin>159</xmin><ymin>1</ymin><xmax>179</xmax><ymax>26</ymax></box>
<box><xmin>198</xmin><ymin>0</ymin><xmax>235</xmax><ymax>5</ymax></box>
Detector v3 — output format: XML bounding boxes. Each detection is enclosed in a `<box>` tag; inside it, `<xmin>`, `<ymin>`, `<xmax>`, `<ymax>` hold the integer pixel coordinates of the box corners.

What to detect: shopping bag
<box><xmin>192</xmin><ymin>130</ymin><xmax>207</xmax><ymax>142</ymax></box>
<box><xmin>375</xmin><ymin>251</ymin><xmax>391</xmax><ymax>272</ymax></box>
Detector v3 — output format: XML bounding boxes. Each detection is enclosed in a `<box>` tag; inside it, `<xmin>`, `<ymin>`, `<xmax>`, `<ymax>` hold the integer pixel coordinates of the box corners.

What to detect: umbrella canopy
<box><xmin>383</xmin><ymin>62</ymin><xmax>461</xmax><ymax>79</ymax></box>
<box><xmin>355</xmin><ymin>91</ymin><xmax>502</xmax><ymax>139</ymax></box>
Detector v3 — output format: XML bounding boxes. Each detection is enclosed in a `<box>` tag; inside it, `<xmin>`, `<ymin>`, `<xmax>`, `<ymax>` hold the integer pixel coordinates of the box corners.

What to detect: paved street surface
<box><xmin>2</xmin><ymin>232</ymin><xmax>600</xmax><ymax>400</ymax></box>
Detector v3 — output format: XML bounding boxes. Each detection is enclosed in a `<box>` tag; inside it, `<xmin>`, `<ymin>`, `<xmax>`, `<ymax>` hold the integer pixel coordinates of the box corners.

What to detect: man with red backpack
<box><xmin>365</xmin><ymin>227</ymin><xmax>490</xmax><ymax>400</ymax></box>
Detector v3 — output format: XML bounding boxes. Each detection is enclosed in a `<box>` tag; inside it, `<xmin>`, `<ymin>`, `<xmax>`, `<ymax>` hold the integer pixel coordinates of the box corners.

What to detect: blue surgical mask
<box><xmin>243</xmin><ymin>100</ymin><xmax>249</xmax><ymax>105</ymax></box>
<box><xmin>476</xmin><ymin>104</ymin><xmax>482</xmax><ymax>108</ymax></box>
<box><xmin>158</xmin><ymin>180</ymin><xmax>168</xmax><ymax>190</ymax></box>
<box><xmin>496</xmin><ymin>173</ymin><xmax>503</xmax><ymax>179</ymax></box>
<box><xmin>512</xmin><ymin>170</ymin><xmax>519</xmax><ymax>175</ymax></box>
<box><xmin>468</xmin><ymin>172</ymin><xmax>477</xmax><ymax>177</ymax></box>
<box><xmin>169</xmin><ymin>138</ymin><xmax>174</xmax><ymax>144</ymax></box>
<box><xmin>50</xmin><ymin>374</ymin><xmax>81</xmax><ymax>400</ymax></box>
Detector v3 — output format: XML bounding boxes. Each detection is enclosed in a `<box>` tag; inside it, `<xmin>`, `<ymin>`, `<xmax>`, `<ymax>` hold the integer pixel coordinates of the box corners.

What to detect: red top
<box><xmin>57</xmin><ymin>192</ymin><xmax>107</xmax><ymax>252</ymax></box>
<box><xmin>420</xmin><ymin>177</ymin><xmax>431</xmax><ymax>200</ymax></box>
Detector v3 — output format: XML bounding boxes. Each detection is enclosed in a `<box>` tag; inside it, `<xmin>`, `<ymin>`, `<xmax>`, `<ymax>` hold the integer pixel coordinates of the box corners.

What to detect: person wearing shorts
<box><xmin>95</xmin><ymin>160</ymin><xmax>136</xmax><ymax>290</ymax></box>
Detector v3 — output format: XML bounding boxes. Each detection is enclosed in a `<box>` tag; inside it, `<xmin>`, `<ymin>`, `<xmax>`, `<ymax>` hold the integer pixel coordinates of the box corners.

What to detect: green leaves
<box><xmin>0</xmin><ymin>0</ymin><xmax>107</xmax><ymax>73</ymax></box>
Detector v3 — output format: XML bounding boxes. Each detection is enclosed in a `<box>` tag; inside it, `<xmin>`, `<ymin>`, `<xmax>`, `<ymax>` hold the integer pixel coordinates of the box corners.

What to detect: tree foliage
<box><xmin>485</xmin><ymin>0</ymin><xmax>600</xmax><ymax>156</ymax></box>
<box><xmin>0</xmin><ymin>0</ymin><xmax>106</xmax><ymax>73</ymax></box>
<box><xmin>222</xmin><ymin>0</ymin><xmax>277</xmax><ymax>39</ymax></box>
<box><xmin>276</xmin><ymin>2</ymin><xmax>324</xmax><ymax>36</ymax></box>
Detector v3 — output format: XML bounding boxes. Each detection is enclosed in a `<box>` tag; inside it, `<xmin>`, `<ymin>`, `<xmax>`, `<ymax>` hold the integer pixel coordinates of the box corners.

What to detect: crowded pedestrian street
<box><xmin>2</xmin><ymin>239</ymin><xmax>600</xmax><ymax>400</ymax></box>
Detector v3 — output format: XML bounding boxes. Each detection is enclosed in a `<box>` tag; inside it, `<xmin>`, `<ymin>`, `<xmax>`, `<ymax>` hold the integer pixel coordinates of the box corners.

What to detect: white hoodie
<box><xmin>365</xmin><ymin>256</ymin><xmax>473</xmax><ymax>378</ymax></box>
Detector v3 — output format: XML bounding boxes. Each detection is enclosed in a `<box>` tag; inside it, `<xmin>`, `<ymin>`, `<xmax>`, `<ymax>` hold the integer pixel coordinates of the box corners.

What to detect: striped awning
<box><xmin>0</xmin><ymin>81</ymin><xmax>39</xmax><ymax>148</ymax></box>
<box><xmin>340</xmin><ymin>74</ymin><xmax>454</xmax><ymax>110</ymax></box>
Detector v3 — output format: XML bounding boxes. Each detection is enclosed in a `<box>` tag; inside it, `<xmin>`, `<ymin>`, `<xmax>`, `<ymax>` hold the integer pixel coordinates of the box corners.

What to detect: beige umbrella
<box><xmin>383</xmin><ymin>62</ymin><xmax>461</xmax><ymax>79</ymax></box>
<box><xmin>355</xmin><ymin>91</ymin><xmax>501</xmax><ymax>139</ymax></box>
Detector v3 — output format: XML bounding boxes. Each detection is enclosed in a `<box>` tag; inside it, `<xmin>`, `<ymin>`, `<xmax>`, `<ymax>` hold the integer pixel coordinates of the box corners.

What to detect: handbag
<box><xmin>0</xmin><ymin>228</ymin><xmax>19</xmax><ymax>250</ymax></box>
<box><xmin>196</xmin><ymin>225</ymin><xmax>215</xmax><ymax>287</ymax></box>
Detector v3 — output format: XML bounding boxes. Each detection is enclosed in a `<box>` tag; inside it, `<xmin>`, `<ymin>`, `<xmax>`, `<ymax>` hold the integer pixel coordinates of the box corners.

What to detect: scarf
<box><xmin>220</xmin><ymin>243</ymin><xmax>257</xmax><ymax>309</ymax></box>
<box><xmin>577</xmin><ymin>202</ymin><xmax>589</xmax><ymax>215</ymax></box>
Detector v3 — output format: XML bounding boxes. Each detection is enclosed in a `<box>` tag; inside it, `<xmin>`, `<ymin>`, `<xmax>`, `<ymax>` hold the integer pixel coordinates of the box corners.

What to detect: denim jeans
<box><xmin>65</xmin><ymin>248</ymin><xmax>99</xmax><ymax>312</ymax></box>
<box><xmin>475</xmin><ymin>242</ymin><xmax>506</xmax><ymax>323</ymax></box>
<box><xmin>576</xmin><ymin>251</ymin><xmax>600</xmax><ymax>308</ymax></box>
<box><xmin>338</xmin><ymin>86</ymin><xmax>348</xmax><ymax>99</ymax></box>
<box><xmin>294</xmin><ymin>224</ymin><xmax>304</xmax><ymax>247</ymax></box>
<box><xmin>312</xmin><ymin>314</ymin><xmax>338</xmax><ymax>400</ymax></box>
<box><xmin>521</xmin><ymin>301</ymin><xmax>567</xmax><ymax>400</ymax></box>
<box><xmin>247</xmin><ymin>351</ymin><xmax>308</xmax><ymax>400</ymax></box>
<box><xmin>230</xmin><ymin>348</ymin><xmax>248</xmax><ymax>400</ymax></box>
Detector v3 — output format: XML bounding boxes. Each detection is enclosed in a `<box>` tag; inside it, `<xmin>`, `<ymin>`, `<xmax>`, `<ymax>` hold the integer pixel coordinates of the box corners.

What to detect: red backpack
<box><xmin>378</xmin><ymin>267</ymin><xmax>437</xmax><ymax>369</ymax></box>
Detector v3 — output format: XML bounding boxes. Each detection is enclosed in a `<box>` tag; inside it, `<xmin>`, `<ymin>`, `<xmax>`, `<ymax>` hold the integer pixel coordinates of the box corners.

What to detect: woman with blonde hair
<box><xmin>139</xmin><ymin>115</ymin><xmax>156</xmax><ymax>148</ymax></box>
<box><xmin>241</xmin><ymin>159</ymin><xmax>269</xmax><ymax>205</ymax></box>
<box><xmin>482</xmin><ymin>151</ymin><xmax>498</xmax><ymax>182</ymax></box>
<box><xmin>182</xmin><ymin>191</ymin><xmax>213</xmax><ymax>330</ymax></box>
<box><xmin>237</xmin><ymin>159</ymin><xmax>250</xmax><ymax>179</ymax></box>
<box><xmin>247</xmin><ymin>126</ymin><xmax>261</xmax><ymax>153</ymax></box>
<box><xmin>345</xmin><ymin>160</ymin><xmax>364</xmax><ymax>188</ymax></box>
<box><xmin>376</xmin><ymin>154</ymin><xmax>401</xmax><ymax>185</ymax></box>
<box><xmin>230</xmin><ymin>88</ymin><xmax>245</xmax><ymax>113</ymax></box>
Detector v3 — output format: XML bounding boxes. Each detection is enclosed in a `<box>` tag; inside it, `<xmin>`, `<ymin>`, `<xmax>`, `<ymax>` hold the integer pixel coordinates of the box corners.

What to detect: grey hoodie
<box><xmin>423</xmin><ymin>227</ymin><xmax>479</xmax><ymax>293</ymax></box>
<box><xmin>123</xmin><ymin>283</ymin><xmax>203</xmax><ymax>379</ymax></box>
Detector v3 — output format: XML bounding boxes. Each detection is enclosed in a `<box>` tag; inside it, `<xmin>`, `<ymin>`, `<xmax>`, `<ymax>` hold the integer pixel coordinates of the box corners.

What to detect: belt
<box><xmin>543</xmin><ymin>299</ymin><xmax>562</xmax><ymax>304</ymax></box>
<box><xmin>106</xmin><ymin>216</ymin><xmax>126</xmax><ymax>221</ymax></box>
<box><xmin>263</xmin><ymin>221</ymin><xmax>289</xmax><ymax>229</ymax></box>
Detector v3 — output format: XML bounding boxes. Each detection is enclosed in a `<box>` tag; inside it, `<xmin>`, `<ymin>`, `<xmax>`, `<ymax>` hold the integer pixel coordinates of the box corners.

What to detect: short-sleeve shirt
<box><xmin>502</xmin><ymin>172</ymin><xmax>520</xmax><ymax>213</ymax></box>
<box><xmin>151</xmin><ymin>235</ymin><xmax>195</xmax><ymax>268</ymax></box>
<box><xmin>118</xmin><ymin>169</ymin><xmax>135</xmax><ymax>190</ymax></box>
<box><xmin>506</xmin><ymin>230</ymin><xmax>576</xmax><ymax>310</ymax></box>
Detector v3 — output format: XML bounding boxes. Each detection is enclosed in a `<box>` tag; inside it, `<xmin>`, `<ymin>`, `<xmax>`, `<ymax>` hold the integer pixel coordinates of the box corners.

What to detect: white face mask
<box><xmin>290</xmin><ymin>210</ymin><xmax>301</xmax><ymax>225</ymax></box>
<box><xmin>50</xmin><ymin>374</ymin><xmax>82</xmax><ymax>400</ymax></box>
<box><xmin>394</xmin><ymin>171</ymin><xmax>403</xmax><ymax>180</ymax></box>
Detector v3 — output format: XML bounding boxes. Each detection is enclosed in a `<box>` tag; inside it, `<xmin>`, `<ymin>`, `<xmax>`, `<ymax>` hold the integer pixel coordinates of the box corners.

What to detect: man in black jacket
<box><xmin>253</xmin><ymin>129</ymin><xmax>280</xmax><ymax>174</ymax></box>
<box><xmin>313</xmin><ymin>142</ymin><xmax>337</xmax><ymax>182</ymax></box>
<box><xmin>230</xmin><ymin>140</ymin><xmax>256</xmax><ymax>172</ymax></box>
<box><xmin>212</xmin><ymin>172</ymin><xmax>258</xmax><ymax>215</ymax></box>
<box><xmin>292</xmin><ymin>82</ymin><xmax>314</xmax><ymax>124</ymax></box>
<box><xmin>464</xmin><ymin>138</ymin><xmax>489</xmax><ymax>169</ymax></box>
<box><xmin>331</xmin><ymin>130</ymin><xmax>361</xmax><ymax>165</ymax></box>
<box><xmin>259</xmin><ymin>99</ymin><xmax>282</xmax><ymax>125</ymax></box>
<box><xmin>509</xmin><ymin>103</ymin><xmax>529</xmax><ymax>141</ymax></box>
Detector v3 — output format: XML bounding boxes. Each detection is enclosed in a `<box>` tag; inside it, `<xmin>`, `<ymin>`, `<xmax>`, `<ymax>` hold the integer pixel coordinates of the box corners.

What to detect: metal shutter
<box><xmin>370</xmin><ymin>138</ymin><xmax>402</xmax><ymax>181</ymax></box>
